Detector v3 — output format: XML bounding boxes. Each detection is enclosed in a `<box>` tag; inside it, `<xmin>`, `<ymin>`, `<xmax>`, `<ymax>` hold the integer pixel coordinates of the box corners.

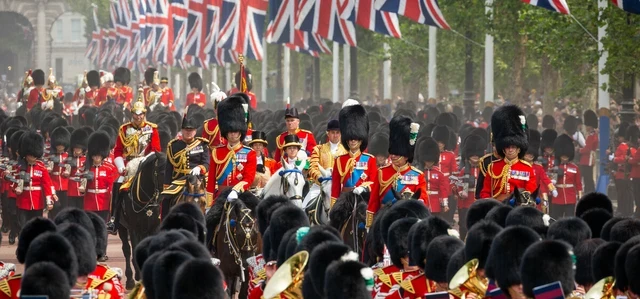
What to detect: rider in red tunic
<box><xmin>142</xmin><ymin>67</ymin><xmax>156</xmax><ymax>105</ymax></box>
<box><xmin>160</xmin><ymin>77</ymin><xmax>176</xmax><ymax>111</ymax></box>
<box><xmin>274</xmin><ymin>108</ymin><xmax>317</xmax><ymax>162</ymax></box>
<box><xmin>186</xmin><ymin>72</ymin><xmax>207</xmax><ymax>108</ymax></box>
<box><xmin>114</xmin><ymin>67</ymin><xmax>133</xmax><ymax>108</ymax></box>
<box><xmin>26</xmin><ymin>69</ymin><xmax>45</xmax><ymax>111</ymax></box>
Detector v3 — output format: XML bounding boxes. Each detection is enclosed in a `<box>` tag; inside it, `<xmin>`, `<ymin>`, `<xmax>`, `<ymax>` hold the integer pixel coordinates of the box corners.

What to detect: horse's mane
<box><xmin>328</xmin><ymin>191</ymin><xmax>369</xmax><ymax>231</ymax></box>
<box><xmin>132</xmin><ymin>152</ymin><xmax>166</xmax><ymax>187</ymax></box>
<box><xmin>206</xmin><ymin>189</ymin><xmax>258</xmax><ymax>235</ymax></box>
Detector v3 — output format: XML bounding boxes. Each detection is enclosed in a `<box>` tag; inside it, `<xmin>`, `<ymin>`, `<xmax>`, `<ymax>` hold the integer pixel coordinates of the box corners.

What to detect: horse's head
<box><xmin>186</xmin><ymin>174</ymin><xmax>205</xmax><ymax>194</ymax></box>
<box><xmin>222</xmin><ymin>192</ymin><xmax>261</xmax><ymax>260</ymax></box>
<box><xmin>328</xmin><ymin>191</ymin><xmax>368</xmax><ymax>252</ymax></box>
<box><xmin>278</xmin><ymin>161</ymin><xmax>306</xmax><ymax>203</ymax></box>
<box><xmin>184</xmin><ymin>174</ymin><xmax>207</xmax><ymax>213</ymax></box>
<box><xmin>505</xmin><ymin>188</ymin><xmax>538</xmax><ymax>208</ymax></box>
<box><xmin>390</xmin><ymin>187</ymin><xmax>422</xmax><ymax>202</ymax></box>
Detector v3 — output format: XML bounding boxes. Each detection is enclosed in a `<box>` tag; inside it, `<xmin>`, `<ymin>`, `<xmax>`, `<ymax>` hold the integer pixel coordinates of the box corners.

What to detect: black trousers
<box><xmin>550</xmin><ymin>203</ymin><xmax>575</xmax><ymax>220</ymax></box>
<box><xmin>615</xmin><ymin>179</ymin><xmax>634</xmax><ymax>217</ymax></box>
<box><xmin>48</xmin><ymin>191</ymin><xmax>67</xmax><ymax>220</ymax></box>
<box><xmin>93</xmin><ymin>210</ymin><xmax>110</xmax><ymax>222</ymax></box>
<box><xmin>68</xmin><ymin>196</ymin><xmax>84</xmax><ymax>210</ymax></box>
<box><xmin>18</xmin><ymin>209</ymin><xmax>43</xmax><ymax>232</ymax></box>
<box><xmin>444</xmin><ymin>195</ymin><xmax>457</xmax><ymax>223</ymax></box>
<box><xmin>580</xmin><ymin>165</ymin><xmax>595</xmax><ymax>194</ymax></box>
<box><xmin>458</xmin><ymin>208</ymin><xmax>469</xmax><ymax>240</ymax></box>
<box><xmin>634</xmin><ymin>178</ymin><xmax>640</xmax><ymax>218</ymax></box>
<box><xmin>2</xmin><ymin>193</ymin><xmax>18</xmax><ymax>236</ymax></box>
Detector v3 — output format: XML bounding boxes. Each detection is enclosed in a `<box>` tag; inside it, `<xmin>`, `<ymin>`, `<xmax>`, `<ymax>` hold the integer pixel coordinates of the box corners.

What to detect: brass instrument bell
<box><xmin>584</xmin><ymin>277</ymin><xmax>615</xmax><ymax>299</ymax></box>
<box><xmin>449</xmin><ymin>258</ymin><xmax>488</xmax><ymax>299</ymax></box>
<box><xmin>263</xmin><ymin>250</ymin><xmax>309</xmax><ymax>299</ymax></box>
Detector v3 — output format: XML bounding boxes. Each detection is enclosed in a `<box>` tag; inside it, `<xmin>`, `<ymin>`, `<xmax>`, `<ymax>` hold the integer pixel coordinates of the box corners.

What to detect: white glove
<box><xmin>353</xmin><ymin>186</ymin><xmax>366</xmax><ymax>195</ymax></box>
<box><xmin>551</xmin><ymin>179</ymin><xmax>557</xmax><ymax>185</ymax></box>
<box><xmin>227</xmin><ymin>190</ymin><xmax>239</xmax><ymax>201</ymax></box>
<box><xmin>552</xmin><ymin>189</ymin><xmax>558</xmax><ymax>197</ymax></box>
<box><xmin>609</xmin><ymin>154</ymin><xmax>615</xmax><ymax>161</ymax></box>
<box><xmin>190</xmin><ymin>167</ymin><xmax>201</xmax><ymax>176</ymax></box>
<box><xmin>114</xmin><ymin>157</ymin><xmax>126</xmax><ymax>174</ymax></box>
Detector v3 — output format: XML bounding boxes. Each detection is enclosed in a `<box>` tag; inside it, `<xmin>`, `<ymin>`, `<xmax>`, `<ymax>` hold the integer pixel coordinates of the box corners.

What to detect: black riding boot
<box><xmin>106</xmin><ymin>182</ymin><xmax>123</xmax><ymax>235</ymax></box>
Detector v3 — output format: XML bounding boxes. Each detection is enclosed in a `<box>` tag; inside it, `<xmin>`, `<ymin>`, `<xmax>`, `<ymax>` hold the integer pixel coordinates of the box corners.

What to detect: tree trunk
<box><xmin>541</xmin><ymin>55</ymin><xmax>554</xmax><ymax>116</ymax></box>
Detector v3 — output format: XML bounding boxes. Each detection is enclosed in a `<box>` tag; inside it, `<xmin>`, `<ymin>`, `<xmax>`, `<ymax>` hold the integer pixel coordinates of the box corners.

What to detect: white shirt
<box><xmin>329</xmin><ymin>142</ymin><xmax>339</xmax><ymax>155</ymax></box>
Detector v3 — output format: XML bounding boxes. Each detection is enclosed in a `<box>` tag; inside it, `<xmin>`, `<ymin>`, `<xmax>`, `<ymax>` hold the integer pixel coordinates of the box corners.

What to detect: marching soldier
<box><xmin>524</xmin><ymin>129</ymin><xmax>555</xmax><ymax>213</ymax></box>
<box><xmin>48</xmin><ymin>127</ymin><xmax>71</xmax><ymax>219</ymax></box>
<box><xmin>206</xmin><ymin>96</ymin><xmax>256</xmax><ymax>206</ymax></box>
<box><xmin>83</xmin><ymin>70</ymin><xmax>101</xmax><ymax>106</ymax></box>
<box><xmin>248</xmin><ymin>131</ymin><xmax>276</xmax><ymax>189</ymax></box>
<box><xmin>142</xmin><ymin>67</ymin><xmax>156</xmax><ymax>104</ymax></box>
<box><xmin>366</xmin><ymin>116</ymin><xmax>428</xmax><ymax>228</ymax></box>
<box><xmin>108</xmin><ymin>97</ymin><xmax>161</xmax><ymax>233</ymax></box>
<box><xmin>418</xmin><ymin>137</ymin><xmax>450</xmax><ymax>217</ymax></box>
<box><xmin>479</xmin><ymin>105</ymin><xmax>537</xmax><ymax>201</ymax></box>
<box><xmin>580</xmin><ymin>109</ymin><xmax>599</xmax><ymax>193</ymax></box>
<box><xmin>331</xmin><ymin>103</ymin><xmax>376</xmax><ymax>207</ymax></box>
<box><xmin>549</xmin><ymin>134</ymin><xmax>583</xmax><ymax>219</ymax></box>
<box><xmin>96</xmin><ymin>71</ymin><xmax>116</xmax><ymax>106</ymax></box>
<box><xmin>160</xmin><ymin>76</ymin><xmax>176</xmax><ymax>110</ymax></box>
<box><xmin>369</xmin><ymin>132</ymin><xmax>390</xmax><ymax>168</ymax></box>
<box><xmin>83</xmin><ymin>131</ymin><xmax>119</xmax><ymax>221</ymax></box>
<box><xmin>162</xmin><ymin>115</ymin><xmax>210</xmax><ymax>218</ymax></box>
<box><xmin>15</xmin><ymin>131</ymin><xmax>56</xmax><ymax>228</ymax></box>
<box><xmin>308</xmin><ymin>120</ymin><xmax>346</xmax><ymax>195</ymax></box>
<box><xmin>68</xmin><ymin>128</ymin><xmax>89</xmax><ymax>210</ymax></box>
<box><xmin>629</xmin><ymin>125</ymin><xmax>640</xmax><ymax>218</ymax></box>
<box><xmin>3</xmin><ymin>129</ymin><xmax>25</xmax><ymax>245</ymax></box>
<box><xmin>113</xmin><ymin>67</ymin><xmax>133</xmax><ymax>109</ymax></box>
<box><xmin>540</xmin><ymin>128</ymin><xmax>558</xmax><ymax>175</ymax></box>
<box><xmin>273</xmin><ymin>107</ymin><xmax>317</xmax><ymax>162</ymax></box>
<box><xmin>456</xmin><ymin>134</ymin><xmax>486</xmax><ymax>237</ymax></box>
<box><xmin>186</xmin><ymin>72</ymin><xmax>207</xmax><ymax>108</ymax></box>
<box><xmin>25</xmin><ymin>69</ymin><xmax>45</xmax><ymax>111</ymax></box>
<box><xmin>610</xmin><ymin>123</ymin><xmax>634</xmax><ymax>217</ymax></box>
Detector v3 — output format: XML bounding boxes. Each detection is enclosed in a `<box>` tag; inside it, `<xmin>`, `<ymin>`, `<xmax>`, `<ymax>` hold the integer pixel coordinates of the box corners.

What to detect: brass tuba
<box><xmin>449</xmin><ymin>258</ymin><xmax>488</xmax><ymax>299</ymax></box>
<box><xmin>262</xmin><ymin>250</ymin><xmax>309</xmax><ymax>299</ymax></box>
<box><xmin>584</xmin><ymin>277</ymin><xmax>615</xmax><ymax>299</ymax></box>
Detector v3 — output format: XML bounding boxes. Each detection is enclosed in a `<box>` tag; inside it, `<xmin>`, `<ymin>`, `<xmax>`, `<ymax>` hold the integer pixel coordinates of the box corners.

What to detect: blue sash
<box><xmin>345</xmin><ymin>155</ymin><xmax>370</xmax><ymax>188</ymax></box>
<box><xmin>217</xmin><ymin>147</ymin><xmax>250</xmax><ymax>186</ymax></box>
<box><xmin>380</xmin><ymin>169</ymin><xmax>418</xmax><ymax>205</ymax></box>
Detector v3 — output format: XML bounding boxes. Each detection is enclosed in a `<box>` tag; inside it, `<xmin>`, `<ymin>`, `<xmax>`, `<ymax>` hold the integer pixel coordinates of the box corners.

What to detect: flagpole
<box><xmin>484</xmin><ymin>0</ymin><xmax>494</xmax><ymax>105</ymax></box>
<box><xmin>283</xmin><ymin>46</ymin><xmax>290</xmax><ymax>105</ymax></box>
<box><xmin>428</xmin><ymin>27</ymin><xmax>436</xmax><ymax>99</ymax></box>
<box><xmin>262</xmin><ymin>38</ymin><xmax>268</xmax><ymax>103</ymax></box>
<box><xmin>596</xmin><ymin>0</ymin><xmax>611</xmax><ymax>194</ymax></box>
<box><xmin>383</xmin><ymin>43</ymin><xmax>391</xmax><ymax>101</ymax></box>
<box><xmin>333</xmin><ymin>43</ymin><xmax>340</xmax><ymax>103</ymax></box>
<box><xmin>343</xmin><ymin>44</ymin><xmax>350</xmax><ymax>100</ymax></box>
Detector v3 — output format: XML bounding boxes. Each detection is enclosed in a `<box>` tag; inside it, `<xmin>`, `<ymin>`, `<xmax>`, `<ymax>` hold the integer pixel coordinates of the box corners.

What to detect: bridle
<box><xmin>219</xmin><ymin>200</ymin><xmax>258</xmax><ymax>282</ymax></box>
<box><xmin>278</xmin><ymin>168</ymin><xmax>304</xmax><ymax>200</ymax></box>
<box><xmin>128</xmin><ymin>153</ymin><xmax>161</xmax><ymax>214</ymax></box>
<box><xmin>340</xmin><ymin>193</ymin><xmax>366</xmax><ymax>253</ymax></box>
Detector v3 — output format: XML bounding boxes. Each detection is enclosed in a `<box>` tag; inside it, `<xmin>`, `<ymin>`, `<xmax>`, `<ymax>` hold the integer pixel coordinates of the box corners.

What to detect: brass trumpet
<box><xmin>449</xmin><ymin>258</ymin><xmax>488</xmax><ymax>299</ymax></box>
<box><xmin>262</xmin><ymin>250</ymin><xmax>309</xmax><ymax>299</ymax></box>
<box><xmin>584</xmin><ymin>277</ymin><xmax>615</xmax><ymax>299</ymax></box>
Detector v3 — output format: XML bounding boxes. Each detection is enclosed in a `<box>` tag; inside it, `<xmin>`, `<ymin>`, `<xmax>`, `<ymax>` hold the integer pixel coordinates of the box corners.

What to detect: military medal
<box><xmin>237</xmin><ymin>163</ymin><xmax>244</xmax><ymax>171</ymax></box>
<box><xmin>361</xmin><ymin>173</ymin><xmax>367</xmax><ymax>180</ymax></box>
<box><xmin>237</xmin><ymin>174</ymin><xmax>244</xmax><ymax>180</ymax></box>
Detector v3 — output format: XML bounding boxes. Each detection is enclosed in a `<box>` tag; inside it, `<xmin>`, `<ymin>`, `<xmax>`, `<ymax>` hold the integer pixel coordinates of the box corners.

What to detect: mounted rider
<box><xmin>248</xmin><ymin>131</ymin><xmax>276</xmax><ymax>189</ymax></box>
<box><xmin>83</xmin><ymin>70</ymin><xmax>101</xmax><ymax>106</ymax></box>
<box><xmin>366</xmin><ymin>116</ymin><xmax>429</xmax><ymax>228</ymax></box>
<box><xmin>107</xmin><ymin>96</ymin><xmax>161</xmax><ymax>234</ymax></box>
<box><xmin>16</xmin><ymin>69</ymin><xmax>33</xmax><ymax>104</ymax></box>
<box><xmin>96</xmin><ymin>71</ymin><xmax>115</xmax><ymax>107</ymax></box>
<box><xmin>43</xmin><ymin>68</ymin><xmax>64</xmax><ymax>110</ymax></box>
<box><xmin>159</xmin><ymin>76</ymin><xmax>176</xmax><ymax>111</ymax></box>
<box><xmin>25</xmin><ymin>69</ymin><xmax>45</xmax><ymax>111</ymax></box>
<box><xmin>307</xmin><ymin>119</ymin><xmax>346</xmax><ymax>202</ymax></box>
<box><xmin>273</xmin><ymin>107</ymin><xmax>317</xmax><ymax>162</ymax></box>
<box><xmin>206</xmin><ymin>95</ymin><xmax>257</xmax><ymax>206</ymax></box>
<box><xmin>161</xmin><ymin>114</ymin><xmax>210</xmax><ymax>219</ymax></box>
<box><xmin>330</xmin><ymin>101</ymin><xmax>376</xmax><ymax>207</ymax></box>
<box><xmin>113</xmin><ymin>67</ymin><xmax>133</xmax><ymax>109</ymax></box>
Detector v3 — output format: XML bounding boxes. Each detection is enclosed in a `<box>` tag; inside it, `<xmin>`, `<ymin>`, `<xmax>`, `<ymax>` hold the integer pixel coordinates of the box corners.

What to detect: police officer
<box><xmin>163</xmin><ymin>114</ymin><xmax>210</xmax><ymax>218</ymax></box>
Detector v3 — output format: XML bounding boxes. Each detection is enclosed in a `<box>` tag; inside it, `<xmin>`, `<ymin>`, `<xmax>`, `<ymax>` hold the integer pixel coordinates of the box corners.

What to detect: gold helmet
<box><xmin>132</xmin><ymin>88</ymin><xmax>147</xmax><ymax>115</ymax></box>
<box><xmin>23</xmin><ymin>70</ymin><xmax>33</xmax><ymax>87</ymax></box>
<box><xmin>48</xmin><ymin>68</ymin><xmax>56</xmax><ymax>86</ymax></box>
<box><xmin>153</xmin><ymin>71</ymin><xmax>160</xmax><ymax>86</ymax></box>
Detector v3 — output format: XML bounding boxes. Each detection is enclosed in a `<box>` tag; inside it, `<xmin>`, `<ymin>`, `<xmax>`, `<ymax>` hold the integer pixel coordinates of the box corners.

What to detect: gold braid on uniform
<box><xmin>487</xmin><ymin>160</ymin><xmax>512</xmax><ymax>197</ymax></box>
<box><xmin>337</xmin><ymin>156</ymin><xmax>356</xmax><ymax>185</ymax></box>
<box><xmin>119</xmin><ymin>127</ymin><xmax>140</xmax><ymax>157</ymax></box>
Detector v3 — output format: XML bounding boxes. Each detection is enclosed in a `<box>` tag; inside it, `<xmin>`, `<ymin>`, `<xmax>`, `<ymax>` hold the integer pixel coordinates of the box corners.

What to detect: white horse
<box><xmin>302</xmin><ymin>166</ymin><xmax>332</xmax><ymax>225</ymax></box>
<box><xmin>260</xmin><ymin>152</ymin><xmax>308</xmax><ymax>208</ymax></box>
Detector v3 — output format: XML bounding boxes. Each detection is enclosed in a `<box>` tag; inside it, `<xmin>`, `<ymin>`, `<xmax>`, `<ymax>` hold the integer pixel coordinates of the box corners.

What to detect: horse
<box><xmin>206</xmin><ymin>189</ymin><xmax>261</xmax><ymax>298</ymax></box>
<box><xmin>328</xmin><ymin>191</ymin><xmax>369</xmax><ymax>253</ymax></box>
<box><xmin>116</xmin><ymin>151</ymin><xmax>166</xmax><ymax>289</ymax></box>
<box><xmin>260</xmin><ymin>154</ymin><xmax>308</xmax><ymax>208</ymax></box>
<box><xmin>302</xmin><ymin>165</ymin><xmax>332</xmax><ymax>225</ymax></box>
<box><xmin>161</xmin><ymin>174</ymin><xmax>208</xmax><ymax>216</ymax></box>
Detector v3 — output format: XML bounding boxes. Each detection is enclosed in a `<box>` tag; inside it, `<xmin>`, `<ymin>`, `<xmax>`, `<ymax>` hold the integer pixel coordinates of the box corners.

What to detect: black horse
<box><xmin>117</xmin><ymin>152</ymin><xmax>166</xmax><ymax>289</ymax></box>
<box><xmin>329</xmin><ymin>191</ymin><xmax>369</xmax><ymax>253</ymax></box>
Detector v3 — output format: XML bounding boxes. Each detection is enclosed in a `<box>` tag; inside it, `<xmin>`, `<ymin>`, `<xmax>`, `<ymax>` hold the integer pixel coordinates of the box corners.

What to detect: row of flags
<box><xmin>84</xmin><ymin>0</ymin><xmax>640</xmax><ymax>71</ymax></box>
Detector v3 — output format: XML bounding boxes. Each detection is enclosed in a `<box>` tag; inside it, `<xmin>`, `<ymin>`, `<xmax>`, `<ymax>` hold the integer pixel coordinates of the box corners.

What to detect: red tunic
<box><xmin>274</xmin><ymin>129</ymin><xmax>317</xmax><ymax>162</ymax></box>
<box><xmin>373</xmin><ymin>265</ymin><xmax>401</xmax><ymax>298</ymax></box>
<box><xmin>628</xmin><ymin>146</ymin><xmax>640</xmax><ymax>179</ymax></box>
<box><xmin>551</xmin><ymin>162</ymin><xmax>582</xmax><ymax>205</ymax></box>
<box><xmin>26</xmin><ymin>86</ymin><xmax>46</xmax><ymax>110</ymax></box>
<box><xmin>374</xmin><ymin>269</ymin><xmax>422</xmax><ymax>299</ymax></box>
<box><xmin>207</xmin><ymin>143</ymin><xmax>257</xmax><ymax>203</ymax></box>
<box><xmin>85</xmin><ymin>264</ymin><xmax>125</xmax><ymax>299</ymax></box>
<box><xmin>424</xmin><ymin>167</ymin><xmax>450</xmax><ymax>213</ymax></box>
<box><xmin>49</xmin><ymin>152</ymin><xmax>69</xmax><ymax>192</ymax></box>
<box><xmin>479</xmin><ymin>159</ymin><xmax>537</xmax><ymax>200</ymax></box>
<box><xmin>541</xmin><ymin>153</ymin><xmax>555</xmax><ymax>172</ymax></box>
<box><xmin>202</xmin><ymin>119</ymin><xmax>224</xmax><ymax>148</ymax></box>
<box><xmin>0</xmin><ymin>275</ymin><xmax>21</xmax><ymax>299</ymax></box>
<box><xmin>116</xmin><ymin>85</ymin><xmax>133</xmax><ymax>107</ymax></box>
<box><xmin>438</xmin><ymin>151</ymin><xmax>457</xmax><ymax>176</ymax></box>
<box><xmin>456</xmin><ymin>167</ymin><xmax>480</xmax><ymax>209</ymax></box>
<box><xmin>397</xmin><ymin>273</ymin><xmax>438</xmax><ymax>299</ymax></box>
<box><xmin>613</xmin><ymin>143</ymin><xmax>633</xmax><ymax>180</ymax></box>
<box><xmin>113</xmin><ymin>122</ymin><xmax>162</xmax><ymax>165</ymax></box>
<box><xmin>16</xmin><ymin>162</ymin><xmax>55</xmax><ymax>211</ymax></box>
<box><xmin>330</xmin><ymin>152</ymin><xmax>378</xmax><ymax>201</ymax></box>
<box><xmin>68</xmin><ymin>156</ymin><xmax>87</xmax><ymax>197</ymax></box>
<box><xmin>162</xmin><ymin>87</ymin><xmax>175</xmax><ymax>108</ymax></box>
<box><xmin>96</xmin><ymin>86</ymin><xmax>119</xmax><ymax>106</ymax></box>
<box><xmin>84</xmin><ymin>88</ymin><xmax>100</xmax><ymax>104</ymax></box>
<box><xmin>73</xmin><ymin>87</ymin><xmax>83</xmax><ymax>102</ymax></box>
<box><xmin>579</xmin><ymin>131</ymin><xmax>598</xmax><ymax>166</ymax></box>
<box><xmin>227</xmin><ymin>88</ymin><xmax>258</xmax><ymax>109</ymax></box>
<box><xmin>186</xmin><ymin>92</ymin><xmax>207</xmax><ymax>107</ymax></box>
<box><xmin>83</xmin><ymin>163</ymin><xmax>118</xmax><ymax>211</ymax></box>
<box><xmin>533</xmin><ymin>162</ymin><xmax>553</xmax><ymax>197</ymax></box>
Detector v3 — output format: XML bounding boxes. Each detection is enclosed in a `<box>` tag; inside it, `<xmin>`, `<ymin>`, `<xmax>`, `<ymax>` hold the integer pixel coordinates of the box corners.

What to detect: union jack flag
<box><xmin>170</xmin><ymin>0</ymin><xmax>188</xmax><ymax>66</ymax></box>
<box><xmin>185</xmin><ymin>0</ymin><xmax>209</xmax><ymax>68</ymax></box>
<box><xmin>341</xmin><ymin>0</ymin><xmax>401</xmax><ymax>38</ymax></box>
<box><xmin>148</xmin><ymin>0</ymin><xmax>173</xmax><ymax>65</ymax></box>
<box><xmin>521</xmin><ymin>0</ymin><xmax>570</xmax><ymax>14</ymax></box>
<box><xmin>266</xmin><ymin>0</ymin><xmax>330</xmax><ymax>55</ymax></box>
<box><xmin>141</xmin><ymin>0</ymin><xmax>155</xmax><ymax>65</ymax></box>
<box><xmin>116</xmin><ymin>0</ymin><xmax>132</xmax><ymax>67</ymax></box>
<box><xmin>296</xmin><ymin>0</ymin><xmax>357</xmax><ymax>46</ymax></box>
<box><xmin>107</xmin><ymin>2</ymin><xmax>120</xmax><ymax>68</ymax></box>
<box><xmin>128</xmin><ymin>0</ymin><xmax>143</xmax><ymax>70</ymax></box>
<box><xmin>99</xmin><ymin>28</ymin><xmax>110</xmax><ymax>68</ymax></box>
<box><xmin>375</xmin><ymin>0</ymin><xmax>450</xmax><ymax>29</ymax></box>
<box><xmin>611</xmin><ymin>0</ymin><xmax>640</xmax><ymax>14</ymax></box>
<box><xmin>202</xmin><ymin>0</ymin><xmax>236</xmax><ymax>66</ymax></box>
<box><xmin>85</xmin><ymin>30</ymin><xmax>101</xmax><ymax>65</ymax></box>
<box><xmin>217</xmin><ymin>0</ymin><xmax>269</xmax><ymax>61</ymax></box>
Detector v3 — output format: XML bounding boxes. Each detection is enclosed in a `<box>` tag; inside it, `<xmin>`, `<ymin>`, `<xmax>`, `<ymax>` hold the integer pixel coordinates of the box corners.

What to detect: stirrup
<box><xmin>106</xmin><ymin>221</ymin><xmax>117</xmax><ymax>235</ymax></box>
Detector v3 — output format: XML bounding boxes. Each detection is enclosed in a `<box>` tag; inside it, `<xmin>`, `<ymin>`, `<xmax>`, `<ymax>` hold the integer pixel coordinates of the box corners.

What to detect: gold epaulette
<box><xmin>145</xmin><ymin>121</ymin><xmax>158</xmax><ymax>128</ymax></box>
<box><xmin>299</xmin><ymin>129</ymin><xmax>313</xmax><ymax>134</ymax></box>
<box><xmin>391</xmin><ymin>272</ymin><xmax>403</xmax><ymax>284</ymax></box>
<box><xmin>410</xmin><ymin>166</ymin><xmax>424</xmax><ymax>174</ymax></box>
<box><xmin>520</xmin><ymin>159</ymin><xmax>532</xmax><ymax>167</ymax></box>
<box><xmin>90</xmin><ymin>266</ymin><xmax>117</xmax><ymax>290</ymax></box>
<box><xmin>478</xmin><ymin>153</ymin><xmax>493</xmax><ymax>175</ymax></box>
<box><xmin>0</xmin><ymin>274</ymin><xmax>20</xmax><ymax>298</ymax></box>
<box><xmin>195</xmin><ymin>137</ymin><xmax>209</xmax><ymax>143</ymax></box>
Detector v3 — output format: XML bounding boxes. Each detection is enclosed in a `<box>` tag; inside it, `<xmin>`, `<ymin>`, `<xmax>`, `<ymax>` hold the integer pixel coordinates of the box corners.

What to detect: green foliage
<box><xmin>65</xmin><ymin>0</ymin><xmax>111</xmax><ymax>36</ymax></box>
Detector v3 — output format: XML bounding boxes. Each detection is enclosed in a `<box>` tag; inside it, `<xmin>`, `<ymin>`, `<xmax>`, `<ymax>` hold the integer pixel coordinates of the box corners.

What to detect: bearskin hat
<box><xmin>462</xmin><ymin>134</ymin><xmax>486</xmax><ymax>160</ymax></box>
<box><xmin>579</xmin><ymin>208</ymin><xmax>612</xmax><ymax>239</ymax></box>
<box><xmin>188</xmin><ymin>72</ymin><xmax>203</xmax><ymax>91</ymax></box>
<box><xmin>542</xmin><ymin>114</ymin><xmax>556</xmax><ymax>130</ymax></box>
<box><xmin>57</xmin><ymin>223</ymin><xmax>97</xmax><ymax>276</ymax></box>
<box><xmin>87</xmin><ymin>131</ymin><xmax>111</xmax><ymax>159</ymax></box>
<box><xmin>626</xmin><ymin>244</ymin><xmax>640</xmax><ymax>295</ymax></box>
<box><xmin>86</xmin><ymin>70</ymin><xmax>100</xmax><ymax>87</ymax></box>
<box><xmin>540</xmin><ymin>129</ymin><xmax>558</xmax><ymax>151</ymax></box>
<box><xmin>339</xmin><ymin>103</ymin><xmax>369</xmax><ymax>152</ymax></box>
<box><xmin>563</xmin><ymin>115</ymin><xmax>579</xmax><ymax>135</ymax></box>
<box><xmin>465</xmin><ymin>199</ymin><xmax>502</xmax><ymax>230</ymax></box>
<box><xmin>485</xmin><ymin>226</ymin><xmax>541</xmax><ymax>293</ymax></box>
<box><xmin>50</xmin><ymin>127</ymin><xmax>70</xmax><ymax>150</ymax></box>
<box><xmin>277</xmin><ymin>228</ymin><xmax>298</xmax><ymax>267</ymax></box>
<box><xmin>69</xmin><ymin>127</ymin><xmax>90</xmax><ymax>152</ymax></box>
<box><xmin>482</xmin><ymin>106</ymin><xmax>494</xmax><ymax>122</ymax></box>
<box><xmin>627</xmin><ymin>125</ymin><xmax>640</xmax><ymax>144</ymax></box>
<box><xmin>234</xmin><ymin>67</ymin><xmax>253</xmax><ymax>91</ymax></box>
<box><xmin>547</xmin><ymin>217</ymin><xmax>592</xmax><ymax>248</ymax></box>
<box><xmin>446</xmin><ymin>248</ymin><xmax>467</xmax><ymax>283</ymax></box>
<box><xmin>269</xmin><ymin>205</ymin><xmax>310</xmax><ymax>257</ymax></box>
<box><xmin>173</xmin><ymin>259</ymin><xmax>226</xmax><ymax>299</ymax></box>
<box><xmin>217</xmin><ymin>96</ymin><xmax>248</xmax><ymax>141</ymax></box>
<box><xmin>85</xmin><ymin>211</ymin><xmax>108</xmax><ymax>260</ymax></box>
<box><xmin>526</xmin><ymin>114</ymin><xmax>539</xmax><ymax>131</ymax></box>
<box><xmin>424</xmin><ymin>235</ymin><xmax>464</xmax><ymax>283</ymax></box>
<box><xmin>435</xmin><ymin>112</ymin><xmax>458</xmax><ymax>130</ymax></box>
<box><xmin>491</xmin><ymin>105</ymin><xmax>528</xmax><ymax>158</ymax></box>
<box><xmin>417</xmin><ymin>137</ymin><xmax>440</xmax><ymax>165</ymax></box>
<box><xmin>20</xmin><ymin>262</ymin><xmax>71</xmax><ymax>299</ymax></box>
<box><xmin>153</xmin><ymin>251</ymin><xmax>193</xmax><ymax>299</ymax></box>
<box><xmin>484</xmin><ymin>205</ymin><xmax>513</xmax><ymax>228</ymax></box>
<box><xmin>24</xmin><ymin>232</ymin><xmax>79</xmax><ymax>288</ymax></box>
<box><xmin>527</xmin><ymin>129</ymin><xmax>541</xmax><ymax>160</ymax></box>
<box><xmin>20</xmin><ymin>130</ymin><xmax>44</xmax><ymax>158</ymax></box>
<box><xmin>505</xmin><ymin>206</ymin><xmax>549</xmax><ymax>237</ymax></box>
<box><xmin>324</xmin><ymin>260</ymin><xmax>373</xmax><ymax>299</ymax></box>
<box><xmin>521</xmin><ymin>240</ymin><xmax>575</xmax><ymax>298</ymax></box>
<box><xmin>114</xmin><ymin>67</ymin><xmax>131</xmax><ymax>85</ymax></box>
<box><xmin>368</xmin><ymin>133</ymin><xmax>389</xmax><ymax>157</ymax></box>
<box><xmin>431</xmin><ymin>125</ymin><xmax>450</xmax><ymax>145</ymax></box>
<box><xmin>17</xmin><ymin>217</ymin><xmax>57</xmax><ymax>264</ymax></box>
<box><xmin>592</xmin><ymin>241</ymin><xmax>620</xmax><ymax>281</ymax></box>
<box><xmin>256</xmin><ymin>195</ymin><xmax>293</xmax><ymax>235</ymax></box>
<box><xmin>307</xmin><ymin>241</ymin><xmax>352</xmax><ymax>296</ymax></box>
<box><xmin>574</xmin><ymin>238</ymin><xmax>605</xmax><ymax>287</ymax></box>
<box><xmin>609</xmin><ymin>219</ymin><xmax>640</xmax><ymax>244</ymax></box>
<box><xmin>615</xmin><ymin>237</ymin><xmax>640</xmax><ymax>292</ymax></box>
<box><xmin>8</xmin><ymin>129</ymin><xmax>24</xmax><ymax>159</ymax></box>
<box><xmin>145</xmin><ymin>67</ymin><xmax>157</xmax><ymax>85</ymax></box>
<box><xmin>32</xmin><ymin>69</ymin><xmax>45</xmax><ymax>86</ymax></box>
<box><xmin>170</xmin><ymin>202</ymin><xmax>206</xmax><ymax>241</ymax></box>
<box><xmin>388</xmin><ymin>116</ymin><xmax>419</xmax><ymax>163</ymax></box>
<box><xmin>295</xmin><ymin>225</ymin><xmax>341</xmax><ymax>254</ymax></box>
<box><xmin>464</xmin><ymin>220</ymin><xmax>502</xmax><ymax>269</ymax></box>
<box><xmin>554</xmin><ymin>134</ymin><xmax>575</xmax><ymax>161</ymax></box>
<box><xmin>47</xmin><ymin>117</ymin><xmax>69</xmax><ymax>136</ymax></box>
<box><xmin>584</xmin><ymin>109</ymin><xmax>598</xmax><ymax>129</ymax></box>
<box><xmin>381</xmin><ymin>200</ymin><xmax>430</xmax><ymax>246</ymax></box>
<box><xmin>388</xmin><ymin>218</ymin><xmax>420</xmax><ymax>268</ymax></box>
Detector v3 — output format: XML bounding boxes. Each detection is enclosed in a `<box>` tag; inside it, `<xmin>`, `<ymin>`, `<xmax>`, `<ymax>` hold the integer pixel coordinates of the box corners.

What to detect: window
<box><xmin>56</xmin><ymin>21</ymin><xmax>64</xmax><ymax>41</ymax></box>
<box><xmin>71</xmin><ymin>19</ymin><xmax>81</xmax><ymax>41</ymax></box>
